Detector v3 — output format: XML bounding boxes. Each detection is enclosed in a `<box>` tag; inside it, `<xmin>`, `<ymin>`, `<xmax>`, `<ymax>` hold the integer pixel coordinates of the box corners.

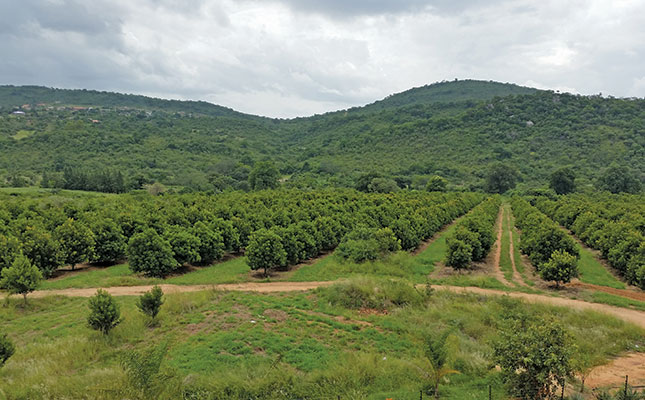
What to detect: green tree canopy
<box><xmin>485</xmin><ymin>163</ymin><xmax>519</xmax><ymax>194</ymax></box>
<box><xmin>0</xmin><ymin>253</ymin><xmax>43</xmax><ymax>305</ymax></box>
<box><xmin>550</xmin><ymin>167</ymin><xmax>576</xmax><ymax>195</ymax></box>
<box><xmin>248</xmin><ymin>161</ymin><xmax>280</xmax><ymax>190</ymax></box>
<box><xmin>426</xmin><ymin>175</ymin><xmax>448</xmax><ymax>192</ymax></box>
<box><xmin>596</xmin><ymin>164</ymin><xmax>641</xmax><ymax>194</ymax></box>
<box><xmin>54</xmin><ymin>218</ymin><xmax>96</xmax><ymax>270</ymax></box>
<box><xmin>246</xmin><ymin>229</ymin><xmax>287</xmax><ymax>276</ymax></box>
<box><xmin>127</xmin><ymin>229</ymin><xmax>177</xmax><ymax>277</ymax></box>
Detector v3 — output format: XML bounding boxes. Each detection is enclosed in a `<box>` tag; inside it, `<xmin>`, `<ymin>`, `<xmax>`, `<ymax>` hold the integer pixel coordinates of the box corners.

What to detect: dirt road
<box><xmin>23</xmin><ymin>282</ymin><xmax>645</xmax><ymax>330</ymax></box>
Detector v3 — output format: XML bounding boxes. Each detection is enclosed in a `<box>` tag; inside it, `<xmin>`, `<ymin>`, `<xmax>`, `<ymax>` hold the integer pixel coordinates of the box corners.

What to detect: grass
<box><xmin>0</xmin><ymin>281</ymin><xmax>642</xmax><ymax>399</ymax></box>
<box><xmin>290</xmin><ymin>221</ymin><xmax>459</xmax><ymax>283</ymax></box>
<box><xmin>575</xmin><ymin>242</ymin><xmax>626</xmax><ymax>289</ymax></box>
<box><xmin>508</xmin><ymin>212</ymin><xmax>535</xmax><ymax>287</ymax></box>
<box><xmin>499</xmin><ymin>205</ymin><xmax>514</xmax><ymax>283</ymax></box>
<box><xmin>576</xmin><ymin>290</ymin><xmax>645</xmax><ymax>312</ymax></box>
<box><xmin>39</xmin><ymin>257</ymin><xmax>251</xmax><ymax>290</ymax></box>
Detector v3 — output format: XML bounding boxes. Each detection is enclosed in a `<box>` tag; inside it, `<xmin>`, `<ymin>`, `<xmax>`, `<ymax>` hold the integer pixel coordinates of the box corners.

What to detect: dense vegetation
<box><xmin>1</xmin><ymin>80</ymin><xmax>643</xmax><ymax>193</ymax></box>
<box><xmin>445</xmin><ymin>196</ymin><xmax>500</xmax><ymax>269</ymax></box>
<box><xmin>534</xmin><ymin>193</ymin><xmax>645</xmax><ymax>288</ymax></box>
<box><xmin>511</xmin><ymin>198</ymin><xmax>580</xmax><ymax>285</ymax></box>
<box><xmin>0</xmin><ymin>190</ymin><xmax>481</xmax><ymax>279</ymax></box>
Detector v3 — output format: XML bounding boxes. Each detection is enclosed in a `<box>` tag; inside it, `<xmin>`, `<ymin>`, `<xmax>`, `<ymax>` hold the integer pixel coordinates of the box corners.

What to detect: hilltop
<box><xmin>0</xmin><ymin>80</ymin><xmax>642</xmax><ymax>192</ymax></box>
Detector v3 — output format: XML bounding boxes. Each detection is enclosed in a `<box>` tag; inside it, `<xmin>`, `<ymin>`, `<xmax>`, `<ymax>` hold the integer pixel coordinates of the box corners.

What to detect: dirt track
<box><xmin>491</xmin><ymin>206</ymin><xmax>512</xmax><ymax>285</ymax></box>
<box><xmin>23</xmin><ymin>282</ymin><xmax>645</xmax><ymax>330</ymax></box>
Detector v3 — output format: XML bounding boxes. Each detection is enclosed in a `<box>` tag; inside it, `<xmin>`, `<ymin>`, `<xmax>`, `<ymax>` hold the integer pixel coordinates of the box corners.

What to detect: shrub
<box><xmin>336</xmin><ymin>226</ymin><xmax>401</xmax><ymax>263</ymax></box>
<box><xmin>0</xmin><ymin>332</ymin><xmax>15</xmax><ymax>367</ymax></box>
<box><xmin>322</xmin><ymin>278</ymin><xmax>426</xmax><ymax>310</ymax></box>
<box><xmin>541</xmin><ymin>250</ymin><xmax>578</xmax><ymax>286</ymax></box>
<box><xmin>137</xmin><ymin>285</ymin><xmax>164</xmax><ymax>321</ymax></box>
<box><xmin>87</xmin><ymin>289</ymin><xmax>122</xmax><ymax>335</ymax></box>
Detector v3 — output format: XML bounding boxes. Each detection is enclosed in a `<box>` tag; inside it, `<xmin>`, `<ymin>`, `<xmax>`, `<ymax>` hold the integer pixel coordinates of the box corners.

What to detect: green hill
<box><xmin>0</xmin><ymin>81</ymin><xmax>642</xmax><ymax>192</ymax></box>
<box><xmin>0</xmin><ymin>85</ymin><xmax>254</xmax><ymax>119</ymax></box>
<box><xmin>361</xmin><ymin>79</ymin><xmax>538</xmax><ymax>111</ymax></box>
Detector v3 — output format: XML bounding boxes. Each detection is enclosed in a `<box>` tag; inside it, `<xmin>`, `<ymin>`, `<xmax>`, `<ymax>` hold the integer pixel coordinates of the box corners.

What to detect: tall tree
<box><xmin>596</xmin><ymin>164</ymin><xmax>641</xmax><ymax>194</ymax></box>
<box><xmin>248</xmin><ymin>161</ymin><xmax>280</xmax><ymax>190</ymax></box>
<box><xmin>485</xmin><ymin>163</ymin><xmax>519</xmax><ymax>194</ymax></box>
<box><xmin>550</xmin><ymin>167</ymin><xmax>576</xmax><ymax>195</ymax></box>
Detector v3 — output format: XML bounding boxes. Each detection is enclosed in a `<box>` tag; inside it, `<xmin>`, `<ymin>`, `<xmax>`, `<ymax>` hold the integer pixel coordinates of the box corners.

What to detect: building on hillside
<box><xmin>11</xmin><ymin>110</ymin><xmax>26</xmax><ymax>115</ymax></box>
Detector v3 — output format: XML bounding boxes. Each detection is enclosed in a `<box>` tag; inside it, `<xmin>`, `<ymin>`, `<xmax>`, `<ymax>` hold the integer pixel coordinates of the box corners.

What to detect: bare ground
<box><xmin>585</xmin><ymin>352</ymin><xmax>645</xmax><ymax>388</ymax></box>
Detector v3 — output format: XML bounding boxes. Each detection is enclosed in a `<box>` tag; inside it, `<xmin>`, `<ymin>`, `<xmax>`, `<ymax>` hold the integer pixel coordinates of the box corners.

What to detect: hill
<box><xmin>361</xmin><ymin>79</ymin><xmax>538</xmax><ymax>111</ymax></box>
<box><xmin>0</xmin><ymin>85</ymin><xmax>254</xmax><ymax>119</ymax></box>
<box><xmin>0</xmin><ymin>80</ymin><xmax>642</xmax><ymax>192</ymax></box>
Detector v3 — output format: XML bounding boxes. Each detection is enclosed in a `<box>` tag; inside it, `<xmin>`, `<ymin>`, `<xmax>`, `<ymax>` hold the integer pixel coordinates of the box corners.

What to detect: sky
<box><xmin>1</xmin><ymin>0</ymin><xmax>644</xmax><ymax>118</ymax></box>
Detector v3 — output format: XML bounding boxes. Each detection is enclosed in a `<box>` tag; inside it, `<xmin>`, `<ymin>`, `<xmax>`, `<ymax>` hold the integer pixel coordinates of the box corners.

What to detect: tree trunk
<box><xmin>71</xmin><ymin>263</ymin><xmax>76</xmax><ymax>271</ymax></box>
<box><xmin>434</xmin><ymin>381</ymin><xmax>439</xmax><ymax>400</ymax></box>
<box><xmin>580</xmin><ymin>376</ymin><xmax>585</xmax><ymax>393</ymax></box>
<box><xmin>23</xmin><ymin>293</ymin><xmax>27</xmax><ymax>306</ymax></box>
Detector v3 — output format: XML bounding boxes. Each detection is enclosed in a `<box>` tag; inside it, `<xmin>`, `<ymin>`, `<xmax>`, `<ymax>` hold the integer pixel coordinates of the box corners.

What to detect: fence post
<box><xmin>488</xmin><ymin>385</ymin><xmax>492</xmax><ymax>400</ymax></box>
<box><xmin>625</xmin><ymin>375</ymin><xmax>629</xmax><ymax>397</ymax></box>
<box><xmin>420</xmin><ymin>389</ymin><xmax>423</xmax><ymax>400</ymax></box>
<box><xmin>561</xmin><ymin>380</ymin><xmax>565</xmax><ymax>400</ymax></box>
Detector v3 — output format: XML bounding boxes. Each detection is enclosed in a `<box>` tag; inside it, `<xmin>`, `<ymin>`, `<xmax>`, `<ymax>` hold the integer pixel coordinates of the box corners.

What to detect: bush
<box><xmin>0</xmin><ymin>253</ymin><xmax>43</xmax><ymax>305</ymax></box>
<box><xmin>0</xmin><ymin>332</ymin><xmax>15</xmax><ymax>367</ymax></box>
<box><xmin>336</xmin><ymin>226</ymin><xmax>401</xmax><ymax>263</ymax></box>
<box><xmin>87</xmin><ymin>289</ymin><xmax>122</xmax><ymax>335</ymax></box>
<box><xmin>321</xmin><ymin>277</ymin><xmax>427</xmax><ymax>310</ymax></box>
<box><xmin>137</xmin><ymin>285</ymin><xmax>164</xmax><ymax>320</ymax></box>
<box><xmin>541</xmin><ymin>250</ymin><xmax>578</xmax><ymax>286</ymax></box>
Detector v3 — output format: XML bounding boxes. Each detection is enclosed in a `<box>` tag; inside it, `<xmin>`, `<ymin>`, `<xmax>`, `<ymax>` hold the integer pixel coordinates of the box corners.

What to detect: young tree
<box><xmin>54</xmin><ymin>218</ymin><xmax>96</xmax><ymax>270</ymax></box>
<box><xmin>87</xmin><ymin>289</ymin><xmax>122</xmax><ymax>335</ymax></box>
<box><xmin>246</xmin><ymin>229</ymin><xmax>287</xmax><ymax>276</ymax></box>
<box><xmin>137</xmin><ymin>286</ymin><xmax>164</xmax><ymax>321</ymax></box>
<box><xmin>127</xmin><ymin>229</ymin><xmax>177</xmax><ymax>277</ymax></box>
<box><xmin>540</xmin><ymin>250</ymin><xmax>578</xmax><ymax>287</ymax></box>
<box><xmin>423</xmin><ymin>330</ymin><xmax>459</xmax><ymax>399</ymax></box>
<box><xmin>0</xmin><ymin>254</ymin><xmax>43</xmax><ymax>305</ymax></box>
<box><xmin>248</xmin><ymin>161</ymin><xmax>280</xmax><ymax>190</ymax></box>
<box><xmin>493</xmin><ymin>316</ymin><xmax>574</xmax><ymax>400</ymax></box>
<box><xmin>0</xmin><ymin>332</ymin><xmax>15</xmax><ymax>368</ymax></box>
<box><xmin>550</xmin><ymin>167</ymin><xmax>576</xmax><ymax>195</ymax></box>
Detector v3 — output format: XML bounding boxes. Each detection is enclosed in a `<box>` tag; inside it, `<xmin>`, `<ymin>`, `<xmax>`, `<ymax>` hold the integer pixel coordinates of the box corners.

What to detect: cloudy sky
<box><xmin>1</xmin><ymin>0</ymin><xmax>644</xmax><ymax>117</ymax></box>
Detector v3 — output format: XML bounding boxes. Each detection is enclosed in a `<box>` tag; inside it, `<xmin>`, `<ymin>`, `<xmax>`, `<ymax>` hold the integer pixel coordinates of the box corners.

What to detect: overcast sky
<box><xmin>1</xmin><ymin>0</ymin><xmax>644</xmax><ymax>117</ymax></box>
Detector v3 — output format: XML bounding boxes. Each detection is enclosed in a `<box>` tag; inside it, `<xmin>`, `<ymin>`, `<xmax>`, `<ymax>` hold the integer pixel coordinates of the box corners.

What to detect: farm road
<box><xmin>23</xmin><ymin>282</ymin><xmax>645</xmax><ymax>330</ymax></box>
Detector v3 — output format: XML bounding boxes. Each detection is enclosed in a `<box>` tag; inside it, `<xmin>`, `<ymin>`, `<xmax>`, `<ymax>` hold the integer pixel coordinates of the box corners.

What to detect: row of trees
<box><xmin>445</xmin><ymin>197</ymin><xmax>500</xmax><ymax>269</ymax></box>
<box><xmin>535</xmin><ymin>193</ymin><xmax>645</xmax><ymax>288</ymax></box>
<box><xmin>245</xmin><ymin>193</ymin><xmax>482</xmax><ymax>274</ymax></box>
<box><xmin>511</xmin><ymin>198</ymin><xmax>579</xmax><ymax>285</ymax></box>
<box><xmin>0</xmin><ymin>190</ymin><xmax>483</xmax><ymax>278</ymax></box>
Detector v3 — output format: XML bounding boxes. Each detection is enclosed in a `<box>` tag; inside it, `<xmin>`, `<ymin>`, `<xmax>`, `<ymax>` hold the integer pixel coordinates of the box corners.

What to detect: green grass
<box><xmin>290</xmin><ymin>221</ymin><xmax>460</xmax><ymax>283</ymax></box>
<box><xmin>575</xmin><ymin>242</ymin><xmax>626</xmax><ymax>289</ymax></box>
<box><xmin>576</xmin><ymin>290</ymin><xmax>645</xmax><ymax>312</ymax></box>
<box><xmin>0</xmin><ymin>282</ymin><xmax>642</xmax><ymax>399</ymax></box>
<box><xmin>39</xmin><ymin>257</ymin><xmax>251</xmax><ymax>290</ymax></box>
<box><xmin>166</xmin><ymin>257</ymin><xmax>250</xmax><ymax>285</ymax></box>
<box><xmin>41</xmin><ymin>264</ymin><xmax>160</xmax><ymax>290</ymax></box>
<box><xmin>499</xmin><ymin>205</ymin><xmax>514</xmax><ymax>283</ymax></box>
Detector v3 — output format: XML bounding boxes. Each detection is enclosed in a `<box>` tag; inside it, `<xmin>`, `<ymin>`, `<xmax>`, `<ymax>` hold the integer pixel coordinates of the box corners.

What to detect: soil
<box><xmin>585</xmin><ymin>352</ymin><xmax>645</xmax><ymax>388</ymax></box>
<box><xmin>568</xmin><ymin>281</ymin><xmax>645</xmax><ymax>302</ymax></box>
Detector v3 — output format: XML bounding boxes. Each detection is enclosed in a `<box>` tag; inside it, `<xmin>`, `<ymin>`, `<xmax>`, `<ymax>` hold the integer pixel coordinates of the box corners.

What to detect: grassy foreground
<box><xmin>1</xmin><ymin>278</ymin><xmax>643</xmax><ymax>399</ymax></box>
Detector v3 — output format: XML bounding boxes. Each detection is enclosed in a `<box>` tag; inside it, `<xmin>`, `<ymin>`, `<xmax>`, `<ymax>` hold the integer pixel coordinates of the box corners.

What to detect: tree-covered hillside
<box><xmin>0</xmin><ymin>81</ymin><xmax>642</xmax><ymax>192</ymax></box>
